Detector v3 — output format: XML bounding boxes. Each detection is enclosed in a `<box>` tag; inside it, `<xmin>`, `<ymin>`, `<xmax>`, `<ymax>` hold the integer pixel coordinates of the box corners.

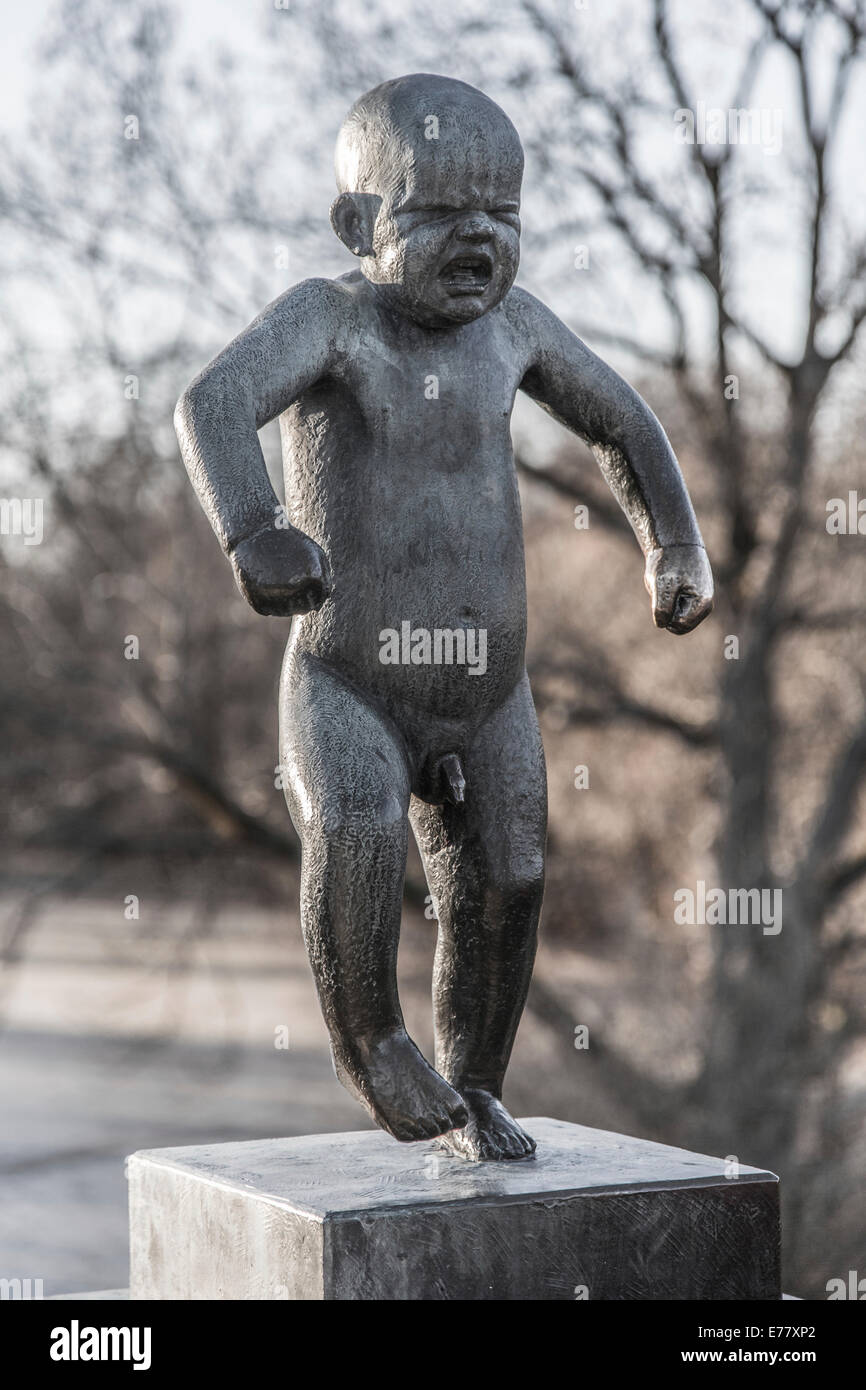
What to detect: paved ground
<box><xmin>0</xmin><ymin>1029</ymin><xmax>367</xmax><ymax>1294</ymax></box>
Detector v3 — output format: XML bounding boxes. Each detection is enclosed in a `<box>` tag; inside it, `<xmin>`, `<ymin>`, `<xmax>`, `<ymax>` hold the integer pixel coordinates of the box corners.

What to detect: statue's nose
<box><xmin>457</xmin><ymin>211</ymin><xmax>494</xmax><ymax>242</ymax></box>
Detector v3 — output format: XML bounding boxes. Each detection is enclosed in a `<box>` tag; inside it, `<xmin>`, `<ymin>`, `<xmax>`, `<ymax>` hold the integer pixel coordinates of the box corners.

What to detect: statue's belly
<box><xmin>285</xmin><ymin>447</ymin><xmax>527</xmax><ymax>721</ymax></box>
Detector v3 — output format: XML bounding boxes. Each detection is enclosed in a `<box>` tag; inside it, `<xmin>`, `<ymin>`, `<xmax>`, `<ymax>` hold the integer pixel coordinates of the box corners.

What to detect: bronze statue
<box><xmin>175</xmin><ymin>74</ymin><xmax>713</xmax><ymax>1161</ymax></box>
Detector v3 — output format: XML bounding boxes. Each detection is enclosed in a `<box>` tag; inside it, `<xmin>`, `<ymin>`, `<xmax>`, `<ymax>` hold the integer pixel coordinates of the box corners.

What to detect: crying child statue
<box><xmin>175</xmin><ymin>74</ymin><xmax>713</xmax><ymax>1161</ymax></box>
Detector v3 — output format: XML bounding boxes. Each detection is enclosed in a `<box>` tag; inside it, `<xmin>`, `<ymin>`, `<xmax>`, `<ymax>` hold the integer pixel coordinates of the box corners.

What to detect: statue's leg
<box><xmin>279</xmin><ymin>650</ymin><xmax>468</xmax><ymax>1143</ymax></box>
<box><xmin>410</xmin><ymin>671</ymin><xmax>547</xmax><ymax>1160</ymax></box>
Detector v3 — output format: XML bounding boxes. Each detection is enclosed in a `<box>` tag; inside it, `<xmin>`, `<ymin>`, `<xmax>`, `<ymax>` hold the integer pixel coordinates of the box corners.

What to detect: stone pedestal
<box><xmin>127</xmin><ymin>1118</ymin><xmax>780</xmax><ymax>1300</ymax></box>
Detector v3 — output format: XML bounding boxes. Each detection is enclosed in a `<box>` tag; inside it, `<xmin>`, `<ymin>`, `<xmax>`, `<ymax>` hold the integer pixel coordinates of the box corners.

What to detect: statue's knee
<box><xmin>497</xmin><ymin>851</ymin><xmax>545</xmax><ymax>907</ymax></box>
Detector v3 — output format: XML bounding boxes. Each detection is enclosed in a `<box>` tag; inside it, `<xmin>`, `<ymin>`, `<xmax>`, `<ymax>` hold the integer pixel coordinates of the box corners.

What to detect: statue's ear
<box><xmin>329</xmin><ymin>192</ymin><xmax>380</xmax><ymax>257</ymax></box>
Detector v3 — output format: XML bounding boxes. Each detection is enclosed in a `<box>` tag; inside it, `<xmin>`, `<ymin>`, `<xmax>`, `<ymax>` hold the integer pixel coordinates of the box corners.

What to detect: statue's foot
<box><xmin>343</xmin><ymin>1030</ymin><xmax>469</xmax><ymax>1143</ymax></box>
<box><xmin>435</xmin><ymin>1089</ymin><xmax>536</xmax><ymax>1161</ymax></box>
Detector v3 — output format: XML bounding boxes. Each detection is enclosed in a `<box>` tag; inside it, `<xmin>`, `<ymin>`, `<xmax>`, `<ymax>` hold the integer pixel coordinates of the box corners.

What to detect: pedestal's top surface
<box><xmin>129</xmin><ymin>1119</ymin><xmax>777</xmax><ymax>1221</ymax></box>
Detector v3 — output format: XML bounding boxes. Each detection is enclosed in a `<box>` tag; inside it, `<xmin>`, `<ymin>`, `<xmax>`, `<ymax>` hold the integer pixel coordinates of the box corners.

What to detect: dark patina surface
<box><xmin>175</xmin><ymin>74</ymin><xmax>713</xmax><ymax>1159</ymax></box>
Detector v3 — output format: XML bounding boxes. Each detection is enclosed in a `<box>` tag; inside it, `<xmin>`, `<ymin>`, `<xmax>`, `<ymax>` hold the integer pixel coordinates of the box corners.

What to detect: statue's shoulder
<box><xmin>501</xmin><ymin>283</ymin><xmax>554</xmax><ymax>330</ymax></box>
<box><xmin>265</xmin><ymin>273</ymin><xmax>363</xmax><ymax>328</ymax></box>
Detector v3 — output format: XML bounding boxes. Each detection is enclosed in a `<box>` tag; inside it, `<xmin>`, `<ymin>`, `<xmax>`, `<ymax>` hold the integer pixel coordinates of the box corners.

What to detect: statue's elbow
<box><xmin>172</xmin><ymin>393</ymin><xmax>187</xmax><ymax>446</ymax></box>
<box><xmin>173</xmin><ymin>378</ymin><xmax>206</xmax><ymax>446</ymax></box>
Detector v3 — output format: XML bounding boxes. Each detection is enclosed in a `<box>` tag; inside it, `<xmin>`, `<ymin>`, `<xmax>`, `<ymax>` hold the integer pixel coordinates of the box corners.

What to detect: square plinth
<box><xmin>127</xmin><ymin>1118</ymin><xmax>780</xmax><ymax>1300</ymax></box>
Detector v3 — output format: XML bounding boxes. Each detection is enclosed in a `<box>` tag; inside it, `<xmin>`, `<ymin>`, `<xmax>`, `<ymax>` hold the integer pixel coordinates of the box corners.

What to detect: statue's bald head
<box><xmin>334</xmin><ymin>73</ymin><xmax>523</xmax><ymax>198</ymax></box>
<box><xmin>331</xmin><ymin>75</ymin><xmax>524</xmax><ymax>327</ymax></box>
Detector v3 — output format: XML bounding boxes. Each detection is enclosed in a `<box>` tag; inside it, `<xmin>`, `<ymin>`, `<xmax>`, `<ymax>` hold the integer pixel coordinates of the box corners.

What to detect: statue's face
<box><xmin>366</xmin><ymin>142</ymin><xmax>522</xmax><ymax>327</ymax></box>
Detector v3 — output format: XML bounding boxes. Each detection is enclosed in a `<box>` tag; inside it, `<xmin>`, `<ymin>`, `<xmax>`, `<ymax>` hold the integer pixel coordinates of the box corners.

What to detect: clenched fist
<box><xmin>230</xmin><ymin>523</ymin><xmax>332</xmax><ymax>617</ymax></box>
<box><xmin>644</xmin><ymin>544</ymin><xmax>713</xmax><ymax>635</ymax></box>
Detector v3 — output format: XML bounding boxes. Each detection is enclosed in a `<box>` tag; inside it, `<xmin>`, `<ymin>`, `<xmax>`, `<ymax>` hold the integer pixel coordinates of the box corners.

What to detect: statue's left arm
<box><xmin>513</xmin><ymin>288</ymin><xmax>713</xmax><ymax>634</ymax></box>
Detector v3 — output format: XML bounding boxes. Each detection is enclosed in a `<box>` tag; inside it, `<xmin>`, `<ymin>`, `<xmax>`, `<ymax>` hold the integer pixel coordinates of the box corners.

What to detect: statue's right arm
<box><xmin>174</xmin><ymin>278</ymin><xmax>348</xmax><ymax>615</ymax></box>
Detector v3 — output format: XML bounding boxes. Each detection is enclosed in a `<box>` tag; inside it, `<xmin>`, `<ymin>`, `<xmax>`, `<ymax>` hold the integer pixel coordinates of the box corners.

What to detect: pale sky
<box><xmin>2</xmin><ymin>0</ymin><xmax>864</xmax><ymax>456</ymax></box>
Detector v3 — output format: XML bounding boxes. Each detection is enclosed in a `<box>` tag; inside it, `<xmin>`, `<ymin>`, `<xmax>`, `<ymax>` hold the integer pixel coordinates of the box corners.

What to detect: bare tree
<box><xmin>2</xmin><ymin>0</ymin><xmax>865</xmax><ymax>1293</ymax></box>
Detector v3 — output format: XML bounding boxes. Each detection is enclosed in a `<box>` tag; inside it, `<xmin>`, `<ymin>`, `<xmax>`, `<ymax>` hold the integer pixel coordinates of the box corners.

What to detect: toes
<box><xmin>378</xmin><ymin>1091</ymin><xmax>533</xmax><ymax>1156</ymax></box>
<box><xmin>392</xmin><ymin>1118</ymin><xmax>425</xmax><ymax>1142</ymax></box>
<box><xmin>495</xmin><ymin>1122</ymin><xmax>534</xmax><ymax>1158</ymax></box>
<box><xmin>391</xmin><ymin>1125</ymin><xmax>416</xmax><ymax>1143</ymax></box>
<box><xmin>506</xmin><ymin>1131</ymin><xmax>536</xmax><ymax>1159</ymax></box>
<box><xmin>388</xmin><ymin>1113</ymin><xmax>464</xmax><ymax>1143</ymax></box>
<box><xmin>512</xmin><ymin>1123</ymin><xmax>536</xmax><ymax>1156</ymax></box>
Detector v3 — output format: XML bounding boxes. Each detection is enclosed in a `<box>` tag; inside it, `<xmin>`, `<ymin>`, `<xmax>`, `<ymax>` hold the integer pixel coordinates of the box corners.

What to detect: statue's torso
<box><xmin>280</xmin><ymin>281</ymin><xmax>531</xmax><ymax>726</ymax></box>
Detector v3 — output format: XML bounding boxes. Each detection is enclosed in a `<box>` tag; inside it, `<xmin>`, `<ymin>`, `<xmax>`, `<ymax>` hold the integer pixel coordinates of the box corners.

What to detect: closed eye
<box><xmin>397</xmin><ymin>206</ymin><xmax>520</xmax><ymax>222</ymax></box>
<box><xmin>396</xmin><ymin>205</ymin><xmax>457</xmax><ymax>219</ymax></box>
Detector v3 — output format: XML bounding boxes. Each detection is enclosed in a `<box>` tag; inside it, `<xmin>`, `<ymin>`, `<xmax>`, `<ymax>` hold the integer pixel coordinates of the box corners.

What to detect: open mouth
<box><xmin>439</xmin><ymin>253</ymin><xmax>494</xmax><ymax>296</ymax></box>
